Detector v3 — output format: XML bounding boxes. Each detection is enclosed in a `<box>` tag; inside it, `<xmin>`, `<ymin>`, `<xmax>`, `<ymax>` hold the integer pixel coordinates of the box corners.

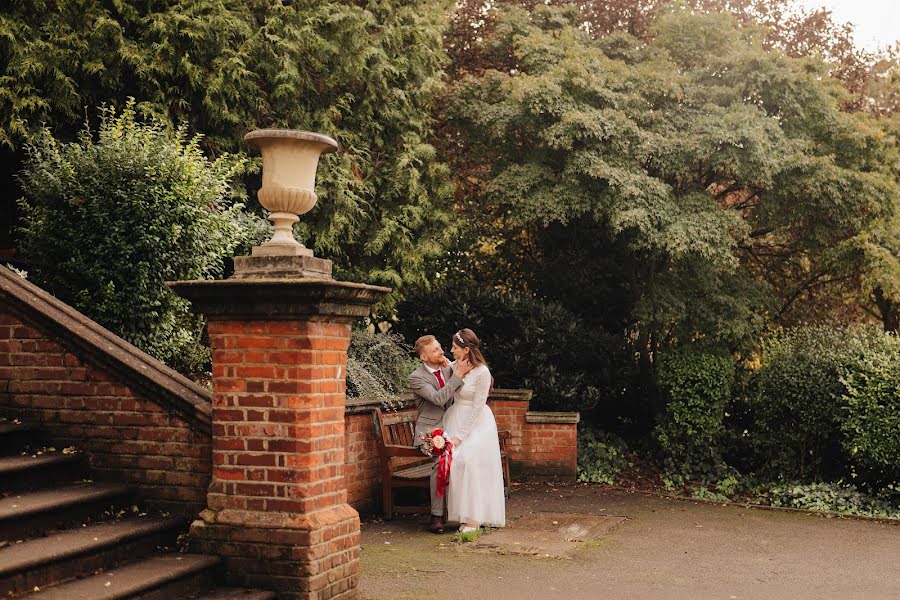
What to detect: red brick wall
<box><xmin>513</xmin><ymin>420</ymin><xmax>578</xmax><ymax>479</ymax></box>
<box><xmin>489</xmin><ymin>399</ymin><xmax>579</xmax><ymax>479</ymax></box>
<box><xmin>204</xmin><ymin>319</ymin><xmax>352</xmax><ymax>516</ymax></box>
<box><xmin>344</xmin><ymin>410</ymin><xmax>381</xmax><ymax>513</ymax></box>
<box><xmin>489</xmin><ymin>398</ymin><xmax>529</xmax><ymax>475</ymax></box>
<box><xmin>192</xmin><ymin>318</ymin><xmax>362</xmax><ymax>598</ymax></box>
<box><xmin>0</xmin><ymin>310</ymin><xmax>211</xmax><ymax>516</ymax></box>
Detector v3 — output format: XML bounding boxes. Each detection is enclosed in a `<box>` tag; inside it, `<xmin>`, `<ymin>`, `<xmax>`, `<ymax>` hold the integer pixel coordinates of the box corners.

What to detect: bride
<box><xmin>443</xmin><ymin>328</ymin><xmax>506</xmax><ymax>532</ymax></box>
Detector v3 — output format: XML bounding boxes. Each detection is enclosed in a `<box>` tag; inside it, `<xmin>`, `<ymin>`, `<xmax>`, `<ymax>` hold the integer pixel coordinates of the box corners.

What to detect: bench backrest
<box><xmin>374</xmin><ymin>408</ymin><xmax>511</xmax><ymax>450</ymax></box>
<box><xmin>373</xmin><ymin>408</ymin><xmax>418</xmax><ymax>449</ymax></box>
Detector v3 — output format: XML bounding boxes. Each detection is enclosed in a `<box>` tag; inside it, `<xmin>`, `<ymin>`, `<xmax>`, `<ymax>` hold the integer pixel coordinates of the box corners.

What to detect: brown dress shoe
<box><xmin>429</xmin><ymin>515</ymin><xmax>444</xmax><ymax>534</ymax></box>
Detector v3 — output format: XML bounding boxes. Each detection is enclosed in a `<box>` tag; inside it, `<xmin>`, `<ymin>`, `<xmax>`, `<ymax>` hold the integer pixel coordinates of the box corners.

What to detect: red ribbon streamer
<box><xmin>436</xmin><ymin>443</ymin><xmax>453</xmax><ymax>499</ymax></box>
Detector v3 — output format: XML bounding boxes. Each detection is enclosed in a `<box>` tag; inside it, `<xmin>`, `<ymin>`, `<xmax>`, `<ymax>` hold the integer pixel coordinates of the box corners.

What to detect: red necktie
<box><xmin>433</xmin><ymin>370</ymin><xmax>445</xmax><ymax>389</ymax></box>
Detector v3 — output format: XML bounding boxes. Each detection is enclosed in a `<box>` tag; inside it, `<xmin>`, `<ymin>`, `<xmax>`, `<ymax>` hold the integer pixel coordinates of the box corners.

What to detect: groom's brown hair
<box><xmin>414</xmin><ymin>334</ymin><xmax>437</xmax><ymax>356</ymax></box>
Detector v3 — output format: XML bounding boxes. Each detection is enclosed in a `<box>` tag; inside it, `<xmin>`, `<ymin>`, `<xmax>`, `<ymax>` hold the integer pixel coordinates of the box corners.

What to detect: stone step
<box><xmin>0</xmin><ymin>451</ymin><xmax>86</xmax><ymax>493</ymax></box>
<box><xmin>0</xmin><ymin>421</ymin><xmax>40</xmax><ymax>455</ymax></box>
<box><xmin>0</xmin><ymin>482</ymin><xmax>132</xmax><ymax>540</ymax></box>
<box><xmin>18</xmin><ymin>553</ymin><xmax>220</xmax><ymax>599</ymax></box>
<box><xmin>0</xmin><ymin>516</ymin><xmax>184</xmax><ymax>597</ymax></box>
<box><xmin>0</xmin><ymin>421</ymin><xmax>34</xmax><ymax>435</ymax></box>
<box><xmin>193</xmin><ymin>588</ymin><xmax>277</xmax><ymax>600</ymax></box>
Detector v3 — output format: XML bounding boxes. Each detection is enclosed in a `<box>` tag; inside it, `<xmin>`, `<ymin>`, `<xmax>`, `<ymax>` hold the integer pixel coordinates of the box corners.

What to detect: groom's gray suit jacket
<box><xmin>408</xmin><ymin>363</ymin><xmax>464</xmax><ymax>444</ymax></box>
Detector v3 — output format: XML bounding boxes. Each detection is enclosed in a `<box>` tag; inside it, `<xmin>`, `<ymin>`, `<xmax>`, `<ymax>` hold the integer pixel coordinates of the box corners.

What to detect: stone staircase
<box><xmin>0</xmin><ymin>420</ymin><xmax>274</xmax><ymax>599</ymax></box>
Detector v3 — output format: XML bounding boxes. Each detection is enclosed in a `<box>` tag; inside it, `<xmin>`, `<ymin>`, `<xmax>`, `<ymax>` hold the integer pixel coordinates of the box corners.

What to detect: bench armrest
<box><xmin>382</xmin><ymin>444</ymin><xmax>424</xmax><ymax>458</ymax></box>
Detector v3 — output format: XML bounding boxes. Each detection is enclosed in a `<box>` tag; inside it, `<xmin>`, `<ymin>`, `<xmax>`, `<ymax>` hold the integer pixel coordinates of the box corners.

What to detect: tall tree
<box><xmin>0</xmin><ymin>0</ymin><xmax>457</xmax><ymax>300</ymax></box>
<box><xmin>442</xmin><ymin>1</ymin><xmax>900</xmax><ymax>333</ymax></box>
<box><xmin>442</xmin><ymin>6</ymin><xmax>897</xmax><ymax>375</ymax></box>
<box><xmin>446</xmin><ymin>0</ymin><xmax>894</xmax><ymax>112</ymax></box>
<box><xmin>843</xmin><ymin>113</ymin><xmax>900</xmax><ymax>331</ymax></box>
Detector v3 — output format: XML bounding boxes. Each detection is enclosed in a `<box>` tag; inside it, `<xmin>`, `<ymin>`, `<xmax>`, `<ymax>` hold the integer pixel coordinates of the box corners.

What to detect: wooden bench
<box><xmin>373</xmin><ymin>408</ymin><xmax>511</xmax><ymax>520</ymax></box>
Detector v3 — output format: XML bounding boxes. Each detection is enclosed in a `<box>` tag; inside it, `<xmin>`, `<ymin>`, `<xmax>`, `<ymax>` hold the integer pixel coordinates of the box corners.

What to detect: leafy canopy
<box><xmin>442</xmin><ymin>6</ymin><xmax>897</xmax><ymax>352</ymax></box>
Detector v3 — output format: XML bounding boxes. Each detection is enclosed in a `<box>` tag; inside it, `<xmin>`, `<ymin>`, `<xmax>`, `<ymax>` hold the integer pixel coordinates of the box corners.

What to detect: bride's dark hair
<box><xmin>451</xmin><ymin>328</ymin><xmax>488</xmax><ymax>367</ymax></box>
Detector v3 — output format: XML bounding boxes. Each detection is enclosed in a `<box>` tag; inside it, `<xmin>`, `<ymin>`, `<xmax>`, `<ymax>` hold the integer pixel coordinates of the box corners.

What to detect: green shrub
<box><xmin>654</xmin><ymin>346</ymin><xmax>735</xmax><ymax>479</ymax></box>
<box><xmin>749</xmin><ymin>325</ymin><xmax>897</xmax><ymax>483</ymax></box>
<box><xmin>577</xmin><ymin>428</ymin><xmax>629</xmax><ymax>485</ymax></box>
<box><xmin>346</xmin><ymin>329</ymin><xmax>418</xmax><ymax>407</ymax></box>
<box><xmin>840</xmin><ymin>338</ymin><xmax>900</xmax><ymax>486</ymax></box>
<box><xmin>394</xmin><ymin>278</ymin><xmax>624</xmax><ymax>413</ymax></box>
<box><xmin>18</xmin><ymin>103</ymin><xmax>252</xmax><ymax>372</ymax></box>
<box><xmin>687</xmin><ymin>474</ymin><xmax>744</xmax><ymax>501</ymax></box>
<box><xmin>759</xmin><ymin>482</ymin><xmax>900</xmax><ymax>519</ymax></box>
<box><xmin>690</xmin><ymin>486</ymin><xmax>729</xmax><ymax>502</ymax></box>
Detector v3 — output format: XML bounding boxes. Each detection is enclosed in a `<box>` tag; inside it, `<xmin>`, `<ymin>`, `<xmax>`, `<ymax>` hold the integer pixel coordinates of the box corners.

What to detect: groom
<box><xmin>408</xmin><ymin>334</ymin><xmax>472</xmax><ymax>533</ymax></box>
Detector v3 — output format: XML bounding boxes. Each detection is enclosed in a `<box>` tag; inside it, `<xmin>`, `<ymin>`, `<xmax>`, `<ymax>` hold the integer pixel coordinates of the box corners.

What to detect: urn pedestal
<box><xmin>239</xmin><ymin>129</ymin><xmax>339</xmax><ymax>279</ymax></box>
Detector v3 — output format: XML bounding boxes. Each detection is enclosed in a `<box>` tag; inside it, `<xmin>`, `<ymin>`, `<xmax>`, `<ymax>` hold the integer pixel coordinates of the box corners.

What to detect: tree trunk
<box><xmin>873</xmin><ymin>287</ymin><xmax>898</xmax><ymax>332</ymax></box>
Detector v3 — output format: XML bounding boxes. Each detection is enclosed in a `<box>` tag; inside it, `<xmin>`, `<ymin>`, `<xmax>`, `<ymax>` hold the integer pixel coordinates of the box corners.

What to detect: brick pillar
<box><xmin>169</xmin><ymin>278</ymin><xmax>388</xmax><ymax>600</ymax></box>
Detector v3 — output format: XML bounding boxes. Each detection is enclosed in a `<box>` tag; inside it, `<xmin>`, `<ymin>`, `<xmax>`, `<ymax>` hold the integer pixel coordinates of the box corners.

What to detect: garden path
<box><xmin>359</xmin><ymin>483</ymin><xmax>899</xmax><ymax>600</ymax></box>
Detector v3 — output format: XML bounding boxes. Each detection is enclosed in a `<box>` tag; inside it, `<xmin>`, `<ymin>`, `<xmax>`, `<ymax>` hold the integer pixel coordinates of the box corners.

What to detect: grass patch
<box><xmin>454</xmin><ymin>528</ymin><xmax>483</xmax><ymax>543</ymax></box>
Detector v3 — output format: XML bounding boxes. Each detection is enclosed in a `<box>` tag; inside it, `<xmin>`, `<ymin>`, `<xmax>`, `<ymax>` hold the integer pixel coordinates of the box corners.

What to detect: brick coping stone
<box><xmin>167</xmin><ymin>277</ymin><xmax>390</xmax><ymax>322</ymax></box>
<box><xmin>526</xmin><ymin>411</ymin><xmax>581</xmax><ymax>424</ymax></box>
<box><xmin>0</xmin><ymin>266</ymin><xmax>212</xmax><ymax>432</ymax></box>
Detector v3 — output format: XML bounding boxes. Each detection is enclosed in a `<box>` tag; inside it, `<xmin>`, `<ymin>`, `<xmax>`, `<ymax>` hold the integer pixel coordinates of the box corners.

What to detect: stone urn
<box><xmin>244</xmin><ymin>129</ymin><xmax>339</xmax><ymax>257</ymax></box>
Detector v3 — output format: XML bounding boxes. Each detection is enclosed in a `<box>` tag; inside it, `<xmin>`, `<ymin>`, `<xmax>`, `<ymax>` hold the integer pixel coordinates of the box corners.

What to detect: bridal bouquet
<box><xmin>419</xmin><ymin>428</ymin><xmax>450</xmax><ymax>457</ymax></box>
<box><xmin>420</xmin><ymin>428</ymin><xmax>453</xmax><ymax>498</ymax></box>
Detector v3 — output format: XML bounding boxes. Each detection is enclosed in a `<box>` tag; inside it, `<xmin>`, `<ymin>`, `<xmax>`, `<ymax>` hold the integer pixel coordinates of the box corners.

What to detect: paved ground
<box><xmin>359</xmin><ymin>482</ymin><xmax>900</xmax><ymax>600</ymax></box>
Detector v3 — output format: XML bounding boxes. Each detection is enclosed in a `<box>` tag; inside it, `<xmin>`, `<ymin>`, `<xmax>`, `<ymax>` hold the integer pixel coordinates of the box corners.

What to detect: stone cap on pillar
<box><xmin>231</xmin><ymin>254</ymin><xmax>333</xmax><ymax>280</ymax></box>
<box><xmin>167</xmin><ymin>277</ymin><xmax>390</xmax><ymax>322</ymax></box>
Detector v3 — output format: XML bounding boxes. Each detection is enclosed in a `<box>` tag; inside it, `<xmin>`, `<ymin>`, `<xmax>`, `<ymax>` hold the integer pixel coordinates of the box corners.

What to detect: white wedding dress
<box><xmin>443</xmin><ymin>363</ymin><xmax>506</xmax><ymax>528</ymax></box>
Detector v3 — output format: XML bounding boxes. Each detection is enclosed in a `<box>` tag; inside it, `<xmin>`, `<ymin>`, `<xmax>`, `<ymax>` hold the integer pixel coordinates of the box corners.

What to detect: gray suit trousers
<box><xmin>430</xmin><ymin>457</ymin><xmax>444</xmax><ymax>516</ymax></box>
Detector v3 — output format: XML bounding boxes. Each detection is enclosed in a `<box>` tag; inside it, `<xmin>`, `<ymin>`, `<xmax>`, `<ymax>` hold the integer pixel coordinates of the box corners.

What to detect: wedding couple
<box><xmin>408</xmin><ymin>328</ymin><xmax>506</xmax><ymax>534</ymax></box>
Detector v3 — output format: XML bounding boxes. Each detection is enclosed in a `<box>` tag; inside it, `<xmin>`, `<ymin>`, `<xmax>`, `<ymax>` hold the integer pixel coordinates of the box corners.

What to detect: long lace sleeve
<box><xmin>457</xmin><ymin>366</ymin><xmax>491</xmax><ymax>442</ymax></box>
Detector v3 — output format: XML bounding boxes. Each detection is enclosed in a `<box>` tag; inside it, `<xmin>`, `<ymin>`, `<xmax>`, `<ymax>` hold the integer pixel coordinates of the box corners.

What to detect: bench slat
<box><xmin>394</xmin><ymin>463</ymin><xmax>433</xmax><ymax>480</ymax></box>
<box><xmin>379</xmin><ymin>411</ymin><xmax>413</xmax><ymax>426</ymax></box>
<box><xmin>402</xmin><ymin>423</ymin><xmax>414</xmax><ymax>446</ymax></box>
<box><xmin>386</xmin><ymin>423</ymin><xmax>412</xmax><ymax>447</ymax></box>
<box><xmin>387</xmin><ymin>422</ymin><xmax>413</xmax><ymax>447</ymax></box>
<box><xmin>388</xmin><ymin>423</ymin><xmax>401</xmax><ymax>446</ymax></box>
